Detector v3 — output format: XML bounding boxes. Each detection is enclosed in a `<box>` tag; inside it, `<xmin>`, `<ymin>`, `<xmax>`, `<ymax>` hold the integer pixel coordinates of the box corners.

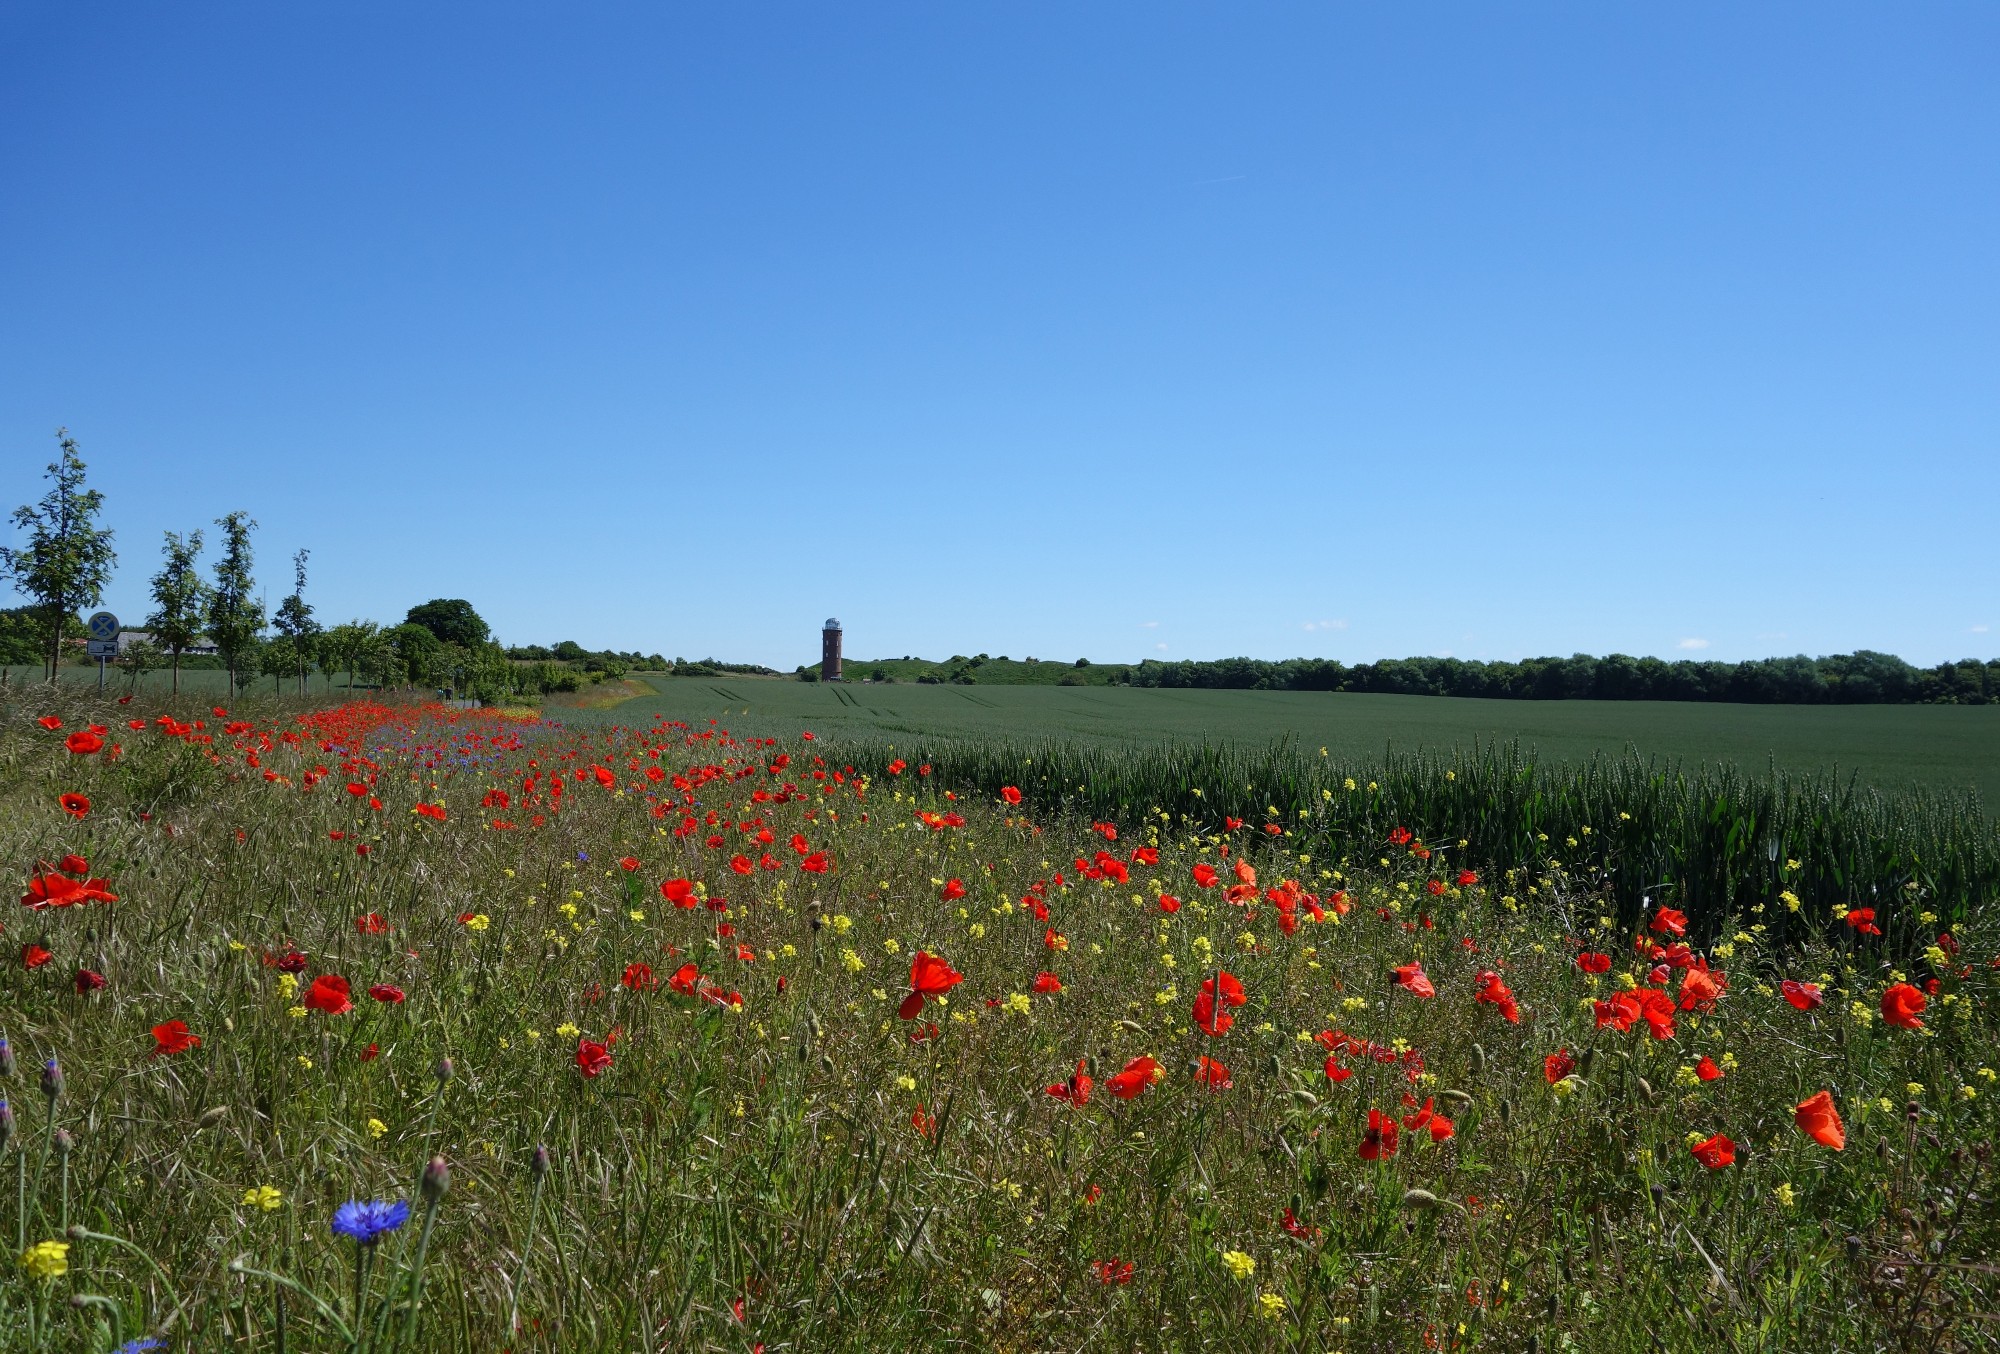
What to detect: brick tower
<box><xmin>821</xmin><ymin>618</ymin><xmax>843</xmax><ymax>681</ymax></box>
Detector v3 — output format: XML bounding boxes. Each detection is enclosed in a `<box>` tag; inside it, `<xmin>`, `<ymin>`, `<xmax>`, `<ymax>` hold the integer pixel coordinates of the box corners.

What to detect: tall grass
<box><xmin>827</xmin><ymin>735</ymin><xmax>1999</xmax><ymax>951</ymax></box>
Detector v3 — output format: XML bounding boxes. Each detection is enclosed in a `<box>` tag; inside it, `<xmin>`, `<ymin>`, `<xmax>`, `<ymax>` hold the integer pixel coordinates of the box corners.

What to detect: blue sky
<box><xmin>2</xmin><ymin>4</ymin><xmax>1994</xmax><ymax>669</ymax></box>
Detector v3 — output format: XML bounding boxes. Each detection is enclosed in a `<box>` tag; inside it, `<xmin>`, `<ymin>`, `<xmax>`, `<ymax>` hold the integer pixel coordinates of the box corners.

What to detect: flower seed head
<box><xmin>420</xmin><ymin>1155</ymin><xmax>450</xmax><ymax>1203</ymax></box>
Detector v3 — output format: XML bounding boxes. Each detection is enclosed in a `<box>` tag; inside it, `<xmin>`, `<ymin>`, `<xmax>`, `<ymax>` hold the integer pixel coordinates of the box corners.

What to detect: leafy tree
<box><xmin>146</xmin><ymin>529</ymin><xmax>210</xmax><ymax>694</ymax></box>
<box><xmin>271</xmin><ymin>548</ymin><xmax>320</xmax><ymax>694</ymax></box>
<box><xmin>259</xmin><ymin>635</ymin><xmax>301</xmax><ymax>693</ymax></box>
<box><xmin>0</xmin><ymin>430</ymin><xmax>118</xmax><ymax>679</ymax></box>
<box><xmin>320</xmin><ymin>620</ymin><xmax>383</xmax><ymax>693</ymax></box>
<box><xmin>405</xmin><ymin>598</ymin><xmax>490</xmax><ymax>648</ymax></box>
<box><xmin>206</xmin><ymin>512</ymin><xmax>262</xmax><ymax>691</ymax></box>
<box><xmin>386</xmin><ymin>622</ymin><xmax>447</xmax><ymax>689</ymax></box>
<box><xmin>116</xmin><ymin>636</ymin><xmax>162</xmax><ymax>688</ymax></box>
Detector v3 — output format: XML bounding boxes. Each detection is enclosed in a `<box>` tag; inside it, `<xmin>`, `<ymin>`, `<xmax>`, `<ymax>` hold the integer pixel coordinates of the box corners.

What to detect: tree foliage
<box><xmin>405</xmin><ymin>598</ymin><xmax>490</xmax><ymax>648</ymax></box>
<box><xmin>0</xmin><ymin>430</ymin><xmax>117</xmax><ymax>679</ymax></box>
<box><xmin>146</xmin><ymin>529</ymin><xmax>211</xmax><ymax>694</ymax></box>
<box><xmin>271</xmin><ymin>548</ymin><xmax>320</xmax><ymax>694</ymax></box>
<box><xmin>206</xmin><ymin>512</ymin><xmax>262</xmax><ymax>691</ymax></box>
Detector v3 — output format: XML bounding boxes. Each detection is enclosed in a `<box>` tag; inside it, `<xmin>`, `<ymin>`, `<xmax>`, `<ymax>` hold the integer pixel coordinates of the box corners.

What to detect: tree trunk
<box><xmin>171</xmin><ymin>651</ymin><xmax>181</xmax><ymax>695</ymax></box>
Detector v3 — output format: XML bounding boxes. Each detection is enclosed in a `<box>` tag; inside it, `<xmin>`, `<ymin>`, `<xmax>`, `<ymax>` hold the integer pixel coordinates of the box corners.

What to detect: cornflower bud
<box><xmin>531</xmin><ymin>1144</ymin><xmax>550</xmax><ymax>1181</ymax></box>
<box><xmin>420</xmin><ymin>1155</ymin><xmax>451</xmax><ymax>1203</ymax></box>
<box><xmin>0</xmin><ymin>1100</ymin><xmax>14</xmax><ymax>1153</ymax></box>
<box><xmin>435</xmin><ymin>1057</ymin><xmax>455</xmax><ymax>1084</ymax></box>
<box><xmin>41</xmin><ymin>1058</ymin><xmax>63</xmax><ymax>1106</ymax></box>
<box><xmin>52</xmin><ymin>1128</ymin><xmax>74</xmax><ymax>1157</ymax></box>
<box><xmin>0</xmin><ymin>1037</ymin><xmax>16</xmax><ymax>1079</ymax></box>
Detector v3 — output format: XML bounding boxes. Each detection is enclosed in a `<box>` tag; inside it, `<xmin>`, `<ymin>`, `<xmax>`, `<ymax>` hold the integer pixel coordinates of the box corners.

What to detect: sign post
<box><xmin>86</xmin><ymin>611</ymin><xmax>120</xmax><ymax>694</ymax></box>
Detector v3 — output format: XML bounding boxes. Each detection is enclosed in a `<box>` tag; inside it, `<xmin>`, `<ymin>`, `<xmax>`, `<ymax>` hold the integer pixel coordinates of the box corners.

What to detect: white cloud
<box><xmin>1154</xmin><ymin>642</ymin><xmax>1169</xmax><ymax>651</ymax></box>
<box><xmin>1677</xmin><ymin>638</ymin><xmax>1711</xmax><ymax>651</ymax></box>
<box><xmin>1301</xmin><ymin>619</ymin><xmax>1348</xmax><ymax>632</ymax></box>
<box><xmin>1973</xmin><ymin>624</ymin><xmax>1990</xmax><ymax>634</ymax></box>
<box><xmin>1141</xmin><ymin>621</ymin><xmax>1160</xmax><ymax>629</ymax></box>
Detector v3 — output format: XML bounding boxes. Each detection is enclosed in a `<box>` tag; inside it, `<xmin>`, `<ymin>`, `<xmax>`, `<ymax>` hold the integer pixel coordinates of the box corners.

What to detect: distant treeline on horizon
<box><xmin>803</xmin><ymin>650</ymin><xmax>2000</xmax><ymax>705</ymax></box>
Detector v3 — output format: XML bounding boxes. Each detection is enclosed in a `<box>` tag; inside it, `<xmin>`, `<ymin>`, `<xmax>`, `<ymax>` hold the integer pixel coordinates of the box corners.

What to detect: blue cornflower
<box><xmin>115</xmin><ymin>1340</ymin><xmax>165</xmax><ymax>1353</ymax></box>
<box><xmin>331</xmin><ymin>1199</ymin><xmax>411</xmax><ymax>1246</ymax></box>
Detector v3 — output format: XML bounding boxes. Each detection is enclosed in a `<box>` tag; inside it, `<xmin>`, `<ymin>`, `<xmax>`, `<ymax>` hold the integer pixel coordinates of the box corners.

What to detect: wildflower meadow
<box><xmin>1</xmin><ymin>685</ymin><xmax>1995</xmax><ymax>1351</ymax></box>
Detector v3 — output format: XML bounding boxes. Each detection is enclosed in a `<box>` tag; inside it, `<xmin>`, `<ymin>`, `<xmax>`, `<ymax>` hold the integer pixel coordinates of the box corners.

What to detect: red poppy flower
<box><xmin>1032</xmin><ymin>972</ymin><xmax>1063</xmax><ymax>994</ymax></box>
<box><xmin>729</xmin><ymin>854</ymin><xmax>753</xmax><ymax>876</ymax></box>
<box><xmin>151</xmin><ymin>1019</ymin><xmax>200</xmax><ymax>1057</ymax></box>
<box><xmin>1157</xmin><ymin>893</ymin><xmax>1182</xmax><ymax>914</ymax></box>
<box><xmin>1650</xmin><ymin>907</ymin><xmax>1689</xmax><ymax>937</ymax></box>
<box><xmin>1401</xmin><ymin>1096</ymin><xmax>1455</xmax><ymax>1142</ymax></box>
<box><xmin>57</xmin><ymin>854</ymin><xmax>88</xmax><ymax>875</ymax></box>
<box><xmin>1780</xmin><ymin>979</ymin><xmax>1824</xmax><ymax>1011</ymax></box>
<box><xmin>1880</xmin><ymin>982</ymin><xmax>1926</xmax><ymax>1030</ymax></box>
<box><xmin>360</xmin><ymin>1043</ymin><xmax>380</xmax><ymax>1062</ymax></box>
<box><xmin>37</xmin><ymin>715</ymin><xmax>62</xmax><ymax>730</ymax></box>
<box><xmin>1193</xmin><ymin>971</ymin><xmax>1247</xmax><ymax>1036</ymax></box>
<box><xmin>1191</xmin><ymin>863</ymin><xmax>1219</xmax><ymax>889</ymax></box>
<box><xmin>617</xmin><ymin>856</ymin><xmax>640</xmax><ymax>872</ymax></box>
<box><xmin>355</xmin><ymin>913</ymin><xmax>389</xmax><ymax>934</ymax></box>
<box><xmin>799</xmin><ymin>852</ymin><xmax>830</xmax><ymax>874</ymax></box>
<box><xmin>1104</xmin><ymin>1054</ymin><xmax>1162</xmax><ymax>1100</ymax></box>
<box><xmin>1323</xmin><ymin>1055</ymin><xmax>1353</xmax><ymax>1083</ymax></box>
<box><xmin>1576</xmin><ymin>952</ymin><xmax>1611</xmax><ymax>974</ymax></box>
<box><xmin>1194</xmin><ymin>1055</ymin><xmax>1232</xmax><ymax>1090</ymax></box>
<box><xmin>1678</xmin><ymin>966</ymin><xmax>1724</xmax><ymax>1013</ymax></box>
<box><xmin>64</xmin><ymin>730</ymin><xmax>104</xmax><ymax>755</ymax></box>
<box><xmin>1045</xmin><ymin>1059</ymin><xmax>1093</xmax><ymax>1105</ymax></box>
<box><xmin>303</xmin><ymin>974</ymin><xmax>354</xmax><ymax>1015</ymax></box>
<box><xmin>59</xmin><ymin>793</ymin><xmax>90</xmax><ymax>819</ymax></box>
<box><xmin>1473</xmin><ymin>970</ymin><xmax>1520</xmax><ymax>1023</ymax></box>
<box><xmin>1845</xmin><ymin>908</ymin><xmax>1883</xmax><ymax>937</ymax></box>
<box><xmin>576</xmin><ymin>1038</ymin><xmax>613</xmax><ymax>1078</ymax></box>
<box><xmin>1000</xmin><ymin>786</ymin><xmax>1022</xmax><ymax>805</ymax></box>
<box><xmin>368</xmin><ymin>983</ymin><xmax>405</xmax><ymax>1003</ymax></box>
<box><xmin>22</xmin><ymin>943</ymin><xmax>53</xmax><ymax>969</ymax></box>
<box><xmin>1795</xmin><ymin>1090</ymin><xmax>1846</xmax><ymax>1150</ymax></box>
<box><xmin>1690</xmin><ymin>1133</ymin><xmax>1735</xmax><ymax>1169</ymax></box>
<box><xmin>668</xmin><ymin>962</ymin><xmax>701</xmax><ymax>996</ymax></box>
<box><xmin>661</xmin><ymin>878</ymin><xmax>698</xmax><ymax>908</ymax></box>
<box><xmin>898</xmin><ymin>950</ymin><xmax>964</xmax><ymax>1019</ymax></box>
<box><xmin>1543</xmin><ymin>1049</ymin><xmax>1575</xmax><ymax>1084</ymax></box>
<box><xmin>74</xmin><ymin>968</ymin><xmax>107</xmax><ymax>994</ymax></box>
<box><xmin>1456</xmin><ymin>870</ymin><xmax>1478</xmax><ymax>887</ymax></box>
<box><xmin>1695</xmin><ymin>1054</ymin><xmax>1723</xmax><ymax>1082</ymax></box>
<box><xmin>345</xmin><ymin>782</ymin><xmax>369</xmax><ymax>797</ymax></box>
<box><xmin>1359</xmin><ymin>1108</ymin><xmax>1399</xmax><ymax>1160</ymax></box>
<box><xmin>1094</xmin><ymin>1258</ymin><xmax>1134</xmax><ymax>1285</ymax></box>
<box><xmin>940</xmin><ymin>878</ymin><xmax>967</xmax><ymax>902</ymax></box>
<box><xmin>1391</xmin><ymin>963</ymin><xmax>1435</xmax><ymax>999</ymax></box>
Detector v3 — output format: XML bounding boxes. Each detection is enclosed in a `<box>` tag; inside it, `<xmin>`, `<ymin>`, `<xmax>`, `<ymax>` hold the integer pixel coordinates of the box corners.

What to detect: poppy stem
<box><xmin>506</xmin><ymin>1165</ymin><xmax>547</xmax><ymax>1336</ymax></box>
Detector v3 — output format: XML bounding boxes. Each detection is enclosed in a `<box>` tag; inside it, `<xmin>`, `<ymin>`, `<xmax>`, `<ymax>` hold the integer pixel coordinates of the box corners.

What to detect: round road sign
<box><xmin>86</xmin><ymin>611</ymin><xmax>120</xmax><ymax>642</ymax></box>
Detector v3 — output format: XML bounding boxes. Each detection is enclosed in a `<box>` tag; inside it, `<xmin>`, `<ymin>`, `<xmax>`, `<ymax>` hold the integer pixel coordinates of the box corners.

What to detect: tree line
<box><xmin>1113</xmin><ymin>650</ymin><xmax>2000</xmax><ymax>704</ymax></box>
<box><xmin>0</xmin><ymin>430</ymin><xmax>645</xmax><ymax>703</ymax></box>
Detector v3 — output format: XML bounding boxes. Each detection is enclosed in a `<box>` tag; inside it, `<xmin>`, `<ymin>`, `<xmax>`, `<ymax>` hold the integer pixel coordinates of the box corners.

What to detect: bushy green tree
<box><xmin>206</xmin><ymin>512</ymin><xmax>262</xmax><ymax>691</ymax></box>
<box><xmin>147</xmin><ymin>529</ymin><xmax>210</xmax><ymax>694</ymax></box>
<box><xmin>405</xmin><ymin>598</ymin><xmax>490</xmax><ymax>648</ymax></box>
<box><xmin>271</xmin><ymin>548</ymin><xmax>320</xmax><ymax>694</ymax></box>
<box><xmin>1</xmin><ymin>430</ymin><xmax>118</xmax><ymax>679</ymax></box>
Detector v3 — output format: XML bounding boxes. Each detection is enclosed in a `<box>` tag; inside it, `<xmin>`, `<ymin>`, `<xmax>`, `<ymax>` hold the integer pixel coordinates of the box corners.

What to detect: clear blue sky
<box><xmin>3</xmin><ymin>4</ymin><xmax>1994</xmax><ymax>670</ymax></box>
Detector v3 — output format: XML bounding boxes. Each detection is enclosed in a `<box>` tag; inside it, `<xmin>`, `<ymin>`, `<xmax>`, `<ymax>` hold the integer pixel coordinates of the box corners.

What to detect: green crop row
<box><xmin>831</xmin><ymin>734</ymin><xmax>1998</xmax><ymax>948</ymax></box>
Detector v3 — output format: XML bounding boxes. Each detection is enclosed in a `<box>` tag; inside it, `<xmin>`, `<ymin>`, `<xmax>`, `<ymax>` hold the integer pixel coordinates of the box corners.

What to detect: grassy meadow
<box><xmin>0</xmin><ymin>685</ymin><xmax>1996</xmax><ymax>1351</ymax></box>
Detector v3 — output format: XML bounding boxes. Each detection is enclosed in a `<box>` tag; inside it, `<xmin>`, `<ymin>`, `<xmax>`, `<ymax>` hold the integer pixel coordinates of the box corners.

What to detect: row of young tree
<box><xmin>0</xmin><ymin>431</ymin><xmax>594</xmax><ymax>703</ymax></box>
